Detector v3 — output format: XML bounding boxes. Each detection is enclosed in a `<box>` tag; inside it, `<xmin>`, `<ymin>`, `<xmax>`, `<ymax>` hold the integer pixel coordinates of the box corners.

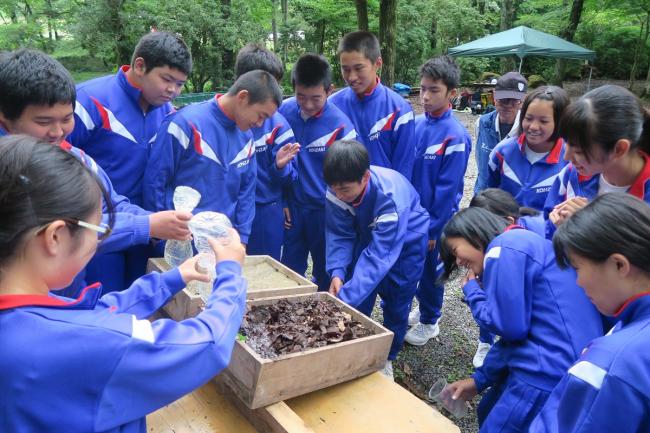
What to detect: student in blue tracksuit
<box><xmin>474</xmin><ymin>72</ymin><xmax>527</xmax><ymax>193</ymax></box>
<box><xmin>234</xmin><ymin>43</ymin><xmax>300</xmax><ymax>260</ymax></box>
<box><xmin>279</xmin><ymin>54</ymin><xmax>356</xmax><ymax>290</ymax></box>
<box><xmin>438</xmin><ymin>207</ymin><xmax>602</xmax><ymax>433</ymax></box>
<box><xmin>404</xmin><ymin>56</ymin><xmax>471</xmax><ymax>347</ymax></box>
<box><xmin>544</xmin><ymin>85</ymin><xmax>650</xmax><ymax>239</ymax></box>
<box><xmin>324</xmin><ymin>140</ymin><xmax>429</xmax><ymax>379</ymax></box>
<box><xmin>144</xmin><ymin>70</ymin><xmax>284</xmax><ymax>245</ymax></box>
<box><xmin>462</xmin><ymin>188</ymin><xmax>546</xmax><ymax>368</ymax></box>
<box><xmin>0</xmin><ymin>49</ymin><xmax>190</xmax><ymax>298</ymax></box>
<box><xmin>530</xmin><ymin>193</ymin><xmax>650</xmax><ymax>433</ymax></box>
<box><xmin>68</xmin><ymin>32</ymin><xmax>193</xmax><ymax>292</ymax></box>
<box><xmin>0</xmin><ymin>137</ymin><xmax>248</xmax><ymax>433</ymax></box>
<box><xmin>488</xmin><ymin>86</ymin><xmax>570</xmax><ymax>211</ymax></box>
<box><xmin>329</xmin><ymin>31</ymin><xmax>415</xmax><ymax>180</ymax></box>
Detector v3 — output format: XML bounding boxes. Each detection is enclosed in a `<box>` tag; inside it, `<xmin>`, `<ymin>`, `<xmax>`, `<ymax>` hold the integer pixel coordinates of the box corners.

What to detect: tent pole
<box><xmin>587</xmin><ymin>64</ymin><xmax>593</xmax><ymax>92</ymax></box>
<box><xmin>518</xmin><ymin>57</ymin><xmax>523</xmax><ymax>73</ymax></box>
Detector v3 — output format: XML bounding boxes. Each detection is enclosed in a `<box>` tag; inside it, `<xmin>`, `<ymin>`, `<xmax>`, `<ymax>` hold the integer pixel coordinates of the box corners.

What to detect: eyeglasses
<box><xmin>36</xmin><ymin>218</ymin><xmax>112</xmax><ymax>241</ymax></box>
<box><xmin>496</xmin><ymin>98</ymin><xmax>522</xmax><ymax>107</ymax></box>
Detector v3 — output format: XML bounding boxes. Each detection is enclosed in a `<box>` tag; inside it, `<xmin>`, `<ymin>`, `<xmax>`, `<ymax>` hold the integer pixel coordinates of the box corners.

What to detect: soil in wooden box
<box><xmin>242</xmin><ymin>261</ymin><xmax>297</xmax><ymax>291</ymax></box>
<box><xmin>240</xmin><ymin>299</ymin><xmax>374</xmax><ymax>359</ymax></box>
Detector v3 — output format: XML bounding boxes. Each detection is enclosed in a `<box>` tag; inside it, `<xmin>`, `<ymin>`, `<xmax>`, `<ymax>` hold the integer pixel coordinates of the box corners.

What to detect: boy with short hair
<box><xmin>404</xmin><ymin>56</ymin><xmax>472</xmax><ymax>348</ymax></box>
<box><xmin>0</xmin><ymin>48</ymin><xmax>191</xmax><ymax>297</ymax></box>
<box><xmin>324</xmin><ymin>140</ymin><xmax>429</xmax><ymax>378</ymax></box>
<box><xmin>69</xmin><ymin>31</ymin><xmax>192</xmax><ymax>291</ymax></box>
<box><xmin>234</xmin><ymin>43</ymin><xmax>299</xmax><ymax>260</ymax></box>
<box><xmin>279</xmin><ymin>53</ymin><xmax>356</xmax><ymax>290</ymax></box>
<box><xmin>144</xmin><ymin>70</ymin><xmax>283</xmax><ymax>245</ymax></box>
<box><xmin>329</xmin><ymin>31</ymin><xmax>415</xmax><ymax>180</ymax></box>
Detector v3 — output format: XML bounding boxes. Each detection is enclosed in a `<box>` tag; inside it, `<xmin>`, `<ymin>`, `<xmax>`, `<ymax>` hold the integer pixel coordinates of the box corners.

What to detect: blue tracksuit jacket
<box><xmin>0</xmin><ymin>261</ymin><xmax>247</xmax><ymax>433</ymax></box>
<box><xmin>279</xmin><ymin>97</ymin><xmax>357</xmax><ymax>209</ymax></box>
<box><xmin>143</xmin><ymin>96</ymin><xmax>257</xmax><ymax>243</ymax></box>
<box><xmin>488</xmin><ymin>135</ymin><xmax>568</xmax><ymax>211</ymax></box>
<box><xmin>411</xmin><ymin>108</ymin><xmax>471</xmax><ymax>324</ymax></box>
<box><xmin>278</xmin><ymin>97</ymin><xmax>356</xmax><ymax>290</ymax></box>
<box><xmin>69</xmin><ymin>66</ymin><xmax>174</xmax><ymax>206</ymax></box>
<box><xmin>474</xmin><ymin>110</ymin><xmax>520</xmax><ymax>193</ymax></box>
<box><xmin>465</xmin><ymin>229</ymin><xmax>602</xmax><ymax>432</ymax></box>
<box><xmin>325</xmin><ymin>166</ymin><xmax>429</xmax><ymax>305</ymax></box>
<box><xmin>329</xmin><ymin>81</ymin><xmax>416</xmax><ymax>180</ymax></box>
<box><xmin>325</xmin><ymin>166</ymin><xmax>429</xmax><ymax>359</ymax></box>
<box><xmin>412</xmin><ymin>108</ymin><xmax>471</xmax><ymax>241</ymax></box>
<box><xmin>251</xmin><ymin>112</ymin><xmax>296</xmax><ymax>205</ymax></box>
<box><xmin>543</xmin><ymin>152</ymin><xmax>650</xmax><ymax>239</ymax></box>
<box><xmin>247</xmin><ymin>112</ymin><xmax>296</xmax><ymax>259</ymax></box>
<box><xmin>530</xmin><ymin>293</ymin><xmax>650</xmax><ymax>433</ymax></box>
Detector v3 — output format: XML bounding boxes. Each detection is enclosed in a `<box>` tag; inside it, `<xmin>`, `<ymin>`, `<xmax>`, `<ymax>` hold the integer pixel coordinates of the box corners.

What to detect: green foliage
<box><xmin>527</xmin><ymin>74</ymin><xmax>547</xmax><ymax>88</ymax></box>
<box><xmin>0</xmin><ymin>0</ymin><xmax>647</xmax><ymax>91</ymax></box>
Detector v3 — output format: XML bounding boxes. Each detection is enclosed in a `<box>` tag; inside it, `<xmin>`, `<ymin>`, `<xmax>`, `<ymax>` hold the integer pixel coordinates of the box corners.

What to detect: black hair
<box><xmin>234</xmin><ymin>43</ymin><xmax>284</xmax><ymax>81</ymax></box>
<box><xmin>553</xmin><ymin>193</ymin><xmax>650</xmax><ymax>275</ymax></box>
<box><xmin>439</xmin><ymin>207</ymin><xmax>509</xmax><ymax>281</ymax></box>
<box><xmin>131</xmin><ymin>31</ymin><xmax>192</xmax><ymax>76</ymax></box>
<box><xmin>0</xmin><ymin>135</ymin><xmax>114</xmax><ymax>271</ymax></box>
<box><xmin>227</xmin><ymin>70</ymin><xmax>283</xmax><ymax>108</ymax></box>
<box><xmin>337</xmin><ymin>31</ymin><xmax>381</xmax><ymax>63</ymax></box>
<box><xmin>419</xmin><ymin>55</ymin><xmax>460</xmax><ymax>90</ymax></box>
<box><xmin>470</xmin><ymin>188</ymin><xmax>539</xmax><ymax>221</ymax></box>
<box><xmin>0</xmin><ymin>49</ymin><xmax>76</xmax><ymax>121</ymax></box>
<box><xmin>291</xmin><ymin>53</ymin><xmax>332</xmax><ymax>90</ymax></box>
<box><xmin>559</xmin><ymin>85</ymin><xmax>650</xmax><ymax>161</ymax></box>
<box><xmin>323</xmin><ymin>140</ymin><xmax>370</xmax><ymax>185</ymax></box>
<box><xmin>519</xmin><ymin>85</ymin><xmax>570</xmax><ymax>142</ymax></box>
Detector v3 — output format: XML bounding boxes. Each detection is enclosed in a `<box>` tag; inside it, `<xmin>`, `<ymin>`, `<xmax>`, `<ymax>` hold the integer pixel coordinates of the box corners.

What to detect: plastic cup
<box><xmin>428</xmin><ymin>378</ymin><xmax>469</xmax><ymax>419</ymax></box>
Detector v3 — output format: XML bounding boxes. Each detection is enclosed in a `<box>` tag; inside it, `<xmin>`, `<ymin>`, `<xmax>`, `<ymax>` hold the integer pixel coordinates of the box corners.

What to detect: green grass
<box><xmin>71</xmin><ymin>71</ymin><xmax>112</xmax><ymax>84</ymax></box>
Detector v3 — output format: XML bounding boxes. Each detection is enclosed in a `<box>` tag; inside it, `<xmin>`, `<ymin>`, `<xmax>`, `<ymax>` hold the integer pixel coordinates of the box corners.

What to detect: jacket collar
<box><xmin>424</xmin><ymin>105</ymin><xmax>452</xmax><ymax>122</ymax></box>
<box><xmin>213</xmin><ymin>94</ymin><xmax>237</xmax><ymax>128</ymax></box>
<box><xmin>614</xmin><ymin>291</ymin><xmax>650</xmax><ymax>326</ymax></box>
<box><xmin>628</xmin><ymin>151</ymin><xmax>650</xmax><ymax>200</ymax></box>
<box><xmin>0</xmin><ymin>283</ymin><xmax>103</xmax><ymax>311</ymax></box>
<box><xmin>117</xmin><ymin>65</ymin><xmax>144</xmax><ymax>106</ymax></box>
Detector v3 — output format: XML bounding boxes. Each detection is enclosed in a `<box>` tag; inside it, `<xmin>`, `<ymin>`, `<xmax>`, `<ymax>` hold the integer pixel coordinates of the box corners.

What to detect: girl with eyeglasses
<box><xmin>0</xmin><ymin>135</ymin><xmax>247</xmax><ymax>433</ymax></box>
<box><xmin>486</xmin><ymin>86</ymin><xmax>571</xmax><ymax>211</ymax></box>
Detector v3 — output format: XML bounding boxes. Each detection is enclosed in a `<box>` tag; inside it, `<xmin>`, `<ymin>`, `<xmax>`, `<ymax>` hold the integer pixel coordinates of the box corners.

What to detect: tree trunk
<box><xmin>355</xmin><ymin>0</ymin><xmax>369</xmax><ymax>31</ymax></box>
<box><xmin>500</xmin><ymin>0</ymin><xmax>516</xmax><ymax>72</ymax></box>
<box><xmin>629</xmin><ymin>12</ymin><xmax>650</xmax><ymax>92</ymax></box>
<box><xmin>552</xmin><ymin>0</ymin><xmax>585</xmax><ymax>86</ymax></box>
<box><xmin>641</xmin><ymin>50</ymin><xmax>650</xmax><ymax>98</ymax></box>
<box><xmin>317</xmin><ymin>21</ymin><xmax>326</xmax><ymax>54</ymax></box>
<box><xmin>221</xmin><ymin>0</ymin><xmax>235</xmax><ymax>84</ymax></box>
<box><xmin>271</xmin><ymin>0</ymin><xmax>278</xmax><ymax>52</ymax></box>
<box><xmin>379</xmin><ymin>0</ymin><xmax>397</xmax><ymax>86</ymax></box>
<box><xmin>281</xmin><ymin>0</ymin><xmax>288</xmax><ymax>64</ymax></box>
<box><xmin>430</xmin><ymin>16</ymin><xmax>437</xmax><ymax>50</ymax></box>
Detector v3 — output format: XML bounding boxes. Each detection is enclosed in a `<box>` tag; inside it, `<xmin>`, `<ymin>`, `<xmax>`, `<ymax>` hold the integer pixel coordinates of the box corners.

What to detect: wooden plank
<box><xmin>146</xmin><ymin>380</ymin><xmax>258</xmax><ymax>433</ymax></box>
<box><xmin>286</xmin><ymin>372</ymin><xmax>460</xmax><ymax>433</ymax></box>
<box><xmin>222</xmin><ymin>292</ymin><xmax>393</xmax><ymax>409</ymax></box>
<box><xmin>215</xmin><ymin>377</ymin><xmax>314</xmax><ymax>433</ymax></box>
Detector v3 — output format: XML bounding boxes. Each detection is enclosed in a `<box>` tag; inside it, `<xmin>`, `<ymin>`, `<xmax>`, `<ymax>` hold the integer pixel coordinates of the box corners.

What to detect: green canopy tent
<box><xmin>448</xmin><ymin>26</ymin><xmax>596</xmax><ymax>86</ymax></box>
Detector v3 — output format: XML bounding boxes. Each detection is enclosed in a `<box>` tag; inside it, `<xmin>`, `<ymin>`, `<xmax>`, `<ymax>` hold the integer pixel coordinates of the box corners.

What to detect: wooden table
<box><xmin>147</xmin><ymin>372</ymin><xmax>460</xmax><ymax>433</ymax></box>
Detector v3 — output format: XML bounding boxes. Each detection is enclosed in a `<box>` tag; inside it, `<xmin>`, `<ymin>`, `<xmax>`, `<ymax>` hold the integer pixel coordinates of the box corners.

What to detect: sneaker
<box><xmin>408</xmin><ymin>308</ymin><xmax>421</xmax><ymax>326</ymax></box>
<box><xmin>404</xmin><ymin>322</ymin><xmax>440</xmax><ymax>346</ymax></box>
<box><xmin>473</xmin><ymin>342</ymin><xmax>492</xmax><ymax>368</ymax></box>
<box><xmin>381</xmin><ymin>360</ymin><xmax>394</xmax><ymax>380</ymax></box>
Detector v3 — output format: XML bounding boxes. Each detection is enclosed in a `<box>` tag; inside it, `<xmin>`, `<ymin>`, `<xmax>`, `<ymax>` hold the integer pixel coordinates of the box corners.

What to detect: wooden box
<box><xmin>147</xmin><ymin>255</ymin><xmax>318</xmax><ymax>321</ymax></box>
<box><xmin>220</xmin><ymin>292</ymin><xmax>394</xmax><ymax>409</ymax></box>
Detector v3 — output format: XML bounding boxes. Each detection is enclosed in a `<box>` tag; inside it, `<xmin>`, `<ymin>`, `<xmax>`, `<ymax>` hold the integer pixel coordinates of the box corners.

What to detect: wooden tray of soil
<box><xmin>147</xmin><ymin>255</ymin><xmax>318</xmax><ymax>321</ymax></box>
<box><xmin>220</xmin><ymin>292</ymin><xmax>393</xmax><ymax>409</ymax></box>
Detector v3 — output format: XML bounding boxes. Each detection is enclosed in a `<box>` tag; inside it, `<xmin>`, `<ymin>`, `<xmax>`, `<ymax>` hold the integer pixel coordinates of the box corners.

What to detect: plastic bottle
<box><xmin>164</xmin><ymin>186</ymin><xmax>202</xmax><ymax>267</ymax></box>
<box><xmin>187</xmin><ymin>211</ymin><xmax>233</xmax><ymax>299</ymax></box>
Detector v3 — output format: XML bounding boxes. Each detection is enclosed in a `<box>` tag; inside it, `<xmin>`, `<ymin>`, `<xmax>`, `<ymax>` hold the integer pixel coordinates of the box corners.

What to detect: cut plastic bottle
<box><xmin>187</xmin><ymin>211</ymin><xmax>233</xmax><ymax>300</ymax></box>
<box><xmin>164</xmin><ymin>186</ymin><xmax>201</xmax><ymax>267</ymax></box>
